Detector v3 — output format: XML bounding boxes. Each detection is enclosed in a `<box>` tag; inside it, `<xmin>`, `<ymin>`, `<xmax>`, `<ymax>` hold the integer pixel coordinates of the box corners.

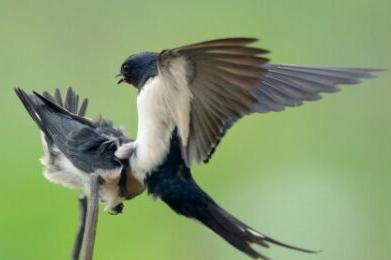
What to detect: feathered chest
<box><xmin>131</xmin><ymin>76</ymin><xmax>178</xmax><ymax>180</ymax></box>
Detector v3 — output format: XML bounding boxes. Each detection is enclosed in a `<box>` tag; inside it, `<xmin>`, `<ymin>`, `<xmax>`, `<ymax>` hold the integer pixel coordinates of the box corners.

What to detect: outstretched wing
<box><xmin>157</xmin><ymin>38</ymin><xmax>269</xmax><ymax>166</ymax></box>
<box><xmin>203</xmin><ymin>65</ymin><xmax>382</xmax><ymax>162</ymax></box>
<box><xmin>157</xmin><ymin>38</ymin><xmax>382</xmax><ymax>166</ymax></box>
<box><xmin>250</xmin><ymin>65</ymin><xmax>382</xmax><ymax>113</ymax></box>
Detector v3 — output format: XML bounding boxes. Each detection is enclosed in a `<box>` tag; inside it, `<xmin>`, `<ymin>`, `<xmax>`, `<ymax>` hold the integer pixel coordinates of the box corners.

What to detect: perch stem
<box><xmin>72</xmin><ymin>195</ymin><xmax>88</xmax><ymax>260</ymax></box>
<box><xmin>82</xmin><ymin>173</ymin><xmax>100</xmax><ymax>260</ymax></box>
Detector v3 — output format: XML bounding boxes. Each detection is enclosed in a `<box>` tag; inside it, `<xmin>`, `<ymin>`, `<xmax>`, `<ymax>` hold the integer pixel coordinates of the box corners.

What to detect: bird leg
<box><xmin>72</xmin><ymin>195</ymin><xmax>88</xmax><ymax>260</ymax></box>
<box><xmin>81</xmin><ymin>173</ymin><xmax>100</xmax><ymax>260</ymax></box>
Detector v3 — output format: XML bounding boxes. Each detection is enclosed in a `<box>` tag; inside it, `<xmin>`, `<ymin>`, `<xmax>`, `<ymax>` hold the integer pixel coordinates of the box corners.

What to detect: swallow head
<box><xmin>117</xmin><ymin>52</ymin><xmax>159</xmax><ymax>89</ymax></box>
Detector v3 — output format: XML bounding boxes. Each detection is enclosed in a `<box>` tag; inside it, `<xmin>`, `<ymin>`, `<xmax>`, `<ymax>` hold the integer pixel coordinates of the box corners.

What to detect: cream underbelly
<box><xmin>40</xmin><ymin>135</ymin><xmax>126</xmax><ymax>211</ymax></box>
<box><xmin>131</xmin><ymin>76</ymin><xmax>176</xmax><ymax>182</ymax></box>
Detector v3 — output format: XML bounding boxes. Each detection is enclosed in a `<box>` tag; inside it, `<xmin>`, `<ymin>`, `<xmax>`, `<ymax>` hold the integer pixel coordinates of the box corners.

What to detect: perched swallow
<box><xmin>116</xmin><ymin>38</ymin><xmax>382</xmax><ymax>258</ymax></box>
<box><xmin>15</xmin><ymin>88</ymin><xmax>145</xmax><ymax>214</ymax></box>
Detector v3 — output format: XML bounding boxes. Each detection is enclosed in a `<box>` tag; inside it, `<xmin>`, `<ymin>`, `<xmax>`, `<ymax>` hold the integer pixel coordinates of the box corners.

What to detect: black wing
<box><xmin>16</xmin><ymin>88</ymin><xmax>129</xmax><ymax>173</ymax></box>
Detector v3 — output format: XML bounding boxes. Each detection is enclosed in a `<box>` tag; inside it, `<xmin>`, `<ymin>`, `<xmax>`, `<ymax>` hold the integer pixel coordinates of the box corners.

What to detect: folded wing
<box><xmin>15</xmin><ymin>88</ymin><xmax>129</xmax><ymax>173</ymax></box>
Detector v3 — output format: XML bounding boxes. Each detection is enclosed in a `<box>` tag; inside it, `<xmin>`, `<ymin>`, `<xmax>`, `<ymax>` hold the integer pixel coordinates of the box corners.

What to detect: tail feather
<box><xmin>146</xmin><ymin>138</ymin><xmax>318</xmax><ymax>259</ymax></box>
<box><xmin>15</xmin><ymin>88</ymin><xmax>48</xmax><ymax>135</ymax></box>
<box><xmin>79</xmin><ymin>98</ymin><xmax>88</xmax><ymax>117</ymax></box>
<box><xmin>54</xmin><ymin>88</ymin><xmax>63</xmax><ymax>107</ymax></box>
<box><xmin>32</xmin><ymin>90</ymin><xmax>94</xmax><ymax>127</ymax></box>
<box><xmin>204</xmin><ymin>203</ymin><xmax>270</xmax><ymax>259</ymax></box>
<box><xmin>204</xmin><ymin>203</ymin><xmax>318</xmax><ymax>259</ymax></box>
<box><xmin>65</xmin><ymin>88</ymin><xmax>78</xmax><ymax>113</ymax></box>
<box><xmin>15</xmin><ymin>87</ymin><xmax>91</xmax><ymax>142</ymax></box>
<box><xmin>42</xmin><ymin>87</ymin><xmax>89</xmax><ymax>117</ymax></box>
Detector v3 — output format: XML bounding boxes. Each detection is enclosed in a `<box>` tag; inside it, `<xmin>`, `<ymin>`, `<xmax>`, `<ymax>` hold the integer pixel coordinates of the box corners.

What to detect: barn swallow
<box><xmin>116</xmin><ymin>38</ymin><xmax>382</xmax><ymax>258</ymax></box>
<box><xmin>15</xmin><ymin>88</ymin><xmax>145</xmax><ymax>214</ymax></box>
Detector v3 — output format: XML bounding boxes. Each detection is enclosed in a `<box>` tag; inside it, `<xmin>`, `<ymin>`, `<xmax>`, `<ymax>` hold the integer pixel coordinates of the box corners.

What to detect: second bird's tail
<box><xmin>15</xmin><ymin>87</ymin><xmax>88</xmax><ymax>136</ymax></box>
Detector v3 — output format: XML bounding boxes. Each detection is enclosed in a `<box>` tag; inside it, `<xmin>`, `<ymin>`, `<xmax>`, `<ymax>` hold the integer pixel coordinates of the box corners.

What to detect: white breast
<box><xmin>131</xmin><ymin>76</ymin><xmax>176</xmax><ymax>181</ymax></box>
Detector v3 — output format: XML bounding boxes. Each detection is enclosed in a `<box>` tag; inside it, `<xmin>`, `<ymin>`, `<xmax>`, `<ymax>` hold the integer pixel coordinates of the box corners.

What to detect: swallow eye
<box><xmin>122</xmin><ymin>64</ymin><xmax>130</xmax><ymax>74</ymax></box>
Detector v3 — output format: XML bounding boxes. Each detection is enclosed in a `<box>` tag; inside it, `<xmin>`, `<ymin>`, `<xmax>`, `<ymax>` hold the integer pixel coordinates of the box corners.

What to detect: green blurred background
<box><xmin>0</xmin><ymin>0</ymin><xmax>390</xmax><ymax>259</ymax></box>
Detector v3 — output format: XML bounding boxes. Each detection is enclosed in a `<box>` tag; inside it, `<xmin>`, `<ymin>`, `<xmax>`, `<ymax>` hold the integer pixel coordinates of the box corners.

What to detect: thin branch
<box><xmin>72</xmin><ymin>195</ymin><xmax>88</xmax><ymax>260</ymax></box>
<box><xmin>82</xmin><ymin>173</ymin><xmax>100</xmax><ymax>260</ymax></box>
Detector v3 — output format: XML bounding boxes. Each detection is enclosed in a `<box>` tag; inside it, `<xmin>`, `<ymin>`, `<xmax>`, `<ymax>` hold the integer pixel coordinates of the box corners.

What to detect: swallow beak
<box><xmin>116</xmin><ymin>73</ymin><xmax>125</xmax><ymax>84</ymax></box>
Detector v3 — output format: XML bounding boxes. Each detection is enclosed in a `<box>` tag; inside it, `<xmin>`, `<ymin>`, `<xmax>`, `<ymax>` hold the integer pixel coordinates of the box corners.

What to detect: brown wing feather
<box><xmin>158</xmin><ymin>38</ymin><xmax>269</xmax><ymax>166</ymax></box>
<box><xmin>157</xmin><ymin>38</ymin><xmax>382</xmax><ymax>166</ymax></box>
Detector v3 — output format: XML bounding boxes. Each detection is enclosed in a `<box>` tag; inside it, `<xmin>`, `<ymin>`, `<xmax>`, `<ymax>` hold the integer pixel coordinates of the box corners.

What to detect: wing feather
<box><xmin>158</xmin><ymin>38</ymin><xmax>268</xmax><ymax>165</ymax></box>
<box><xmin>156</xmin><ymin>38</ymin><xmax>382</xmax><ymax>166</ymax></box>
<box><xmin>250</xmin><ymin>65</ymin><xmax>383</xmax><ymax>113</ymax></box>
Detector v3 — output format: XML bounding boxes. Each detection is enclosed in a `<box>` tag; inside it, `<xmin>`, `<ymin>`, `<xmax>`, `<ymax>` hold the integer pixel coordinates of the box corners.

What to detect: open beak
<box><xmin>116</xmin><ymin>73</ymin><xmax>125</xmax><ymax>84</ymax></box>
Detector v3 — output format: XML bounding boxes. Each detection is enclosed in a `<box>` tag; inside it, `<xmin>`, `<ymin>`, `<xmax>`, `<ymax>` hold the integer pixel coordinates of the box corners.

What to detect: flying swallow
<box><xmin>115</xmin><ymin>37</ymin><xmax>382</xmax><ymax>258</ymax></box>
<box><xmin>117</xmin><ymin>38</ymin><xmax>381</xmax><ymax>173</ymax></box>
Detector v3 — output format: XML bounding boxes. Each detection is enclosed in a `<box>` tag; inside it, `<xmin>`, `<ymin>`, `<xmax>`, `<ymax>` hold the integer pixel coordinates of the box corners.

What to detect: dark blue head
<box><xmin>118</xmin><ymin>52</ymin><xmax>158</xmax><ymax>88</ymax></box>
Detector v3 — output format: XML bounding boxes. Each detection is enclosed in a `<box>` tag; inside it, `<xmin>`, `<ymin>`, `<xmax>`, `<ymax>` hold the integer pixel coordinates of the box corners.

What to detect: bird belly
<box><xmin>132</xmin><ymin>76</ymin><xmax>176</xmax><ymax>182</ymax></box>
<box><xmin>40</xmin><ymin>135</ymin><xmax>87</xmax><ymax>190</ymax></box>
<box><xmin>40</xmin><ymin>135</ymin><xmax>127</xmax><ymax>211</ymax></box>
